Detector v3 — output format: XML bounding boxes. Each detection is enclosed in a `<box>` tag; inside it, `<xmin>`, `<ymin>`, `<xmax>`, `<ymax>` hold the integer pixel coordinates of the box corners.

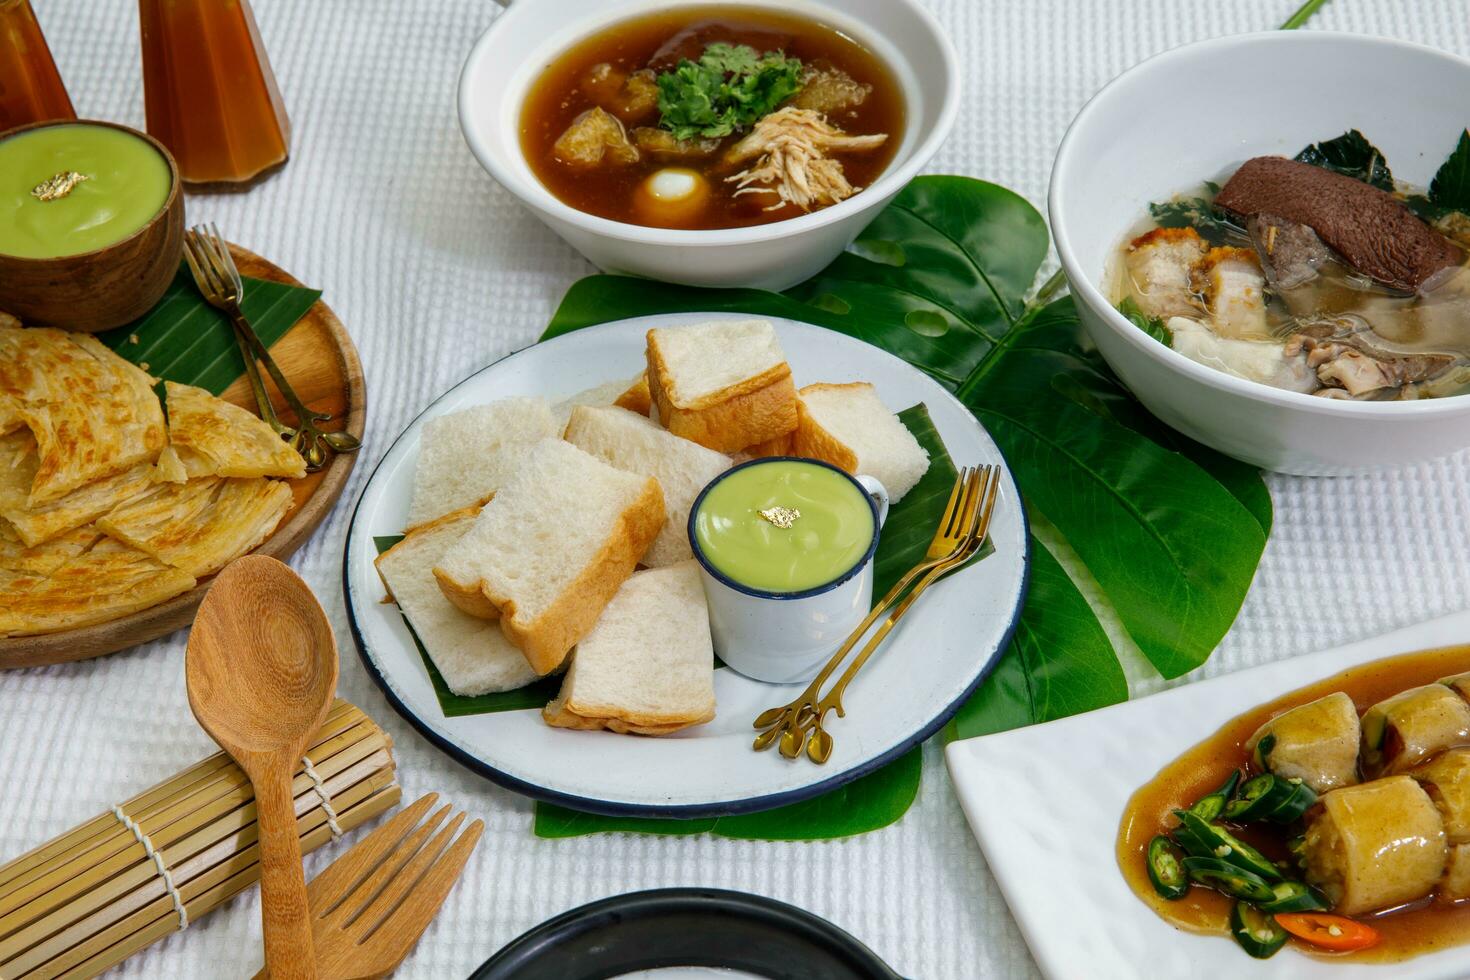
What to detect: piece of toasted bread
<box><xmin>563</xmin><ymin>405</ymin><xmax>729</xmax><ymax>567</ymax></box>
<box><xmin>792</xmin><ymin>382</ymin><xmax>930</xmax><ymax>502</ymax></box>
<box><xmin>615</xmin><ymin>374</ymin><xmax>653</xmax><ymax>416</ymax></box>
<box><xmin>645</xmin><ymin>320</ymin><xmax>797</xmax><ymax>452</ymax></box>
<box><xmin>375</xmin><ymin>507</ymin><xmax>539</xmax><ymax>696</ymax></box>
<box><xmin>543</xmin><ymin>561</ymin><xmax>715</xmax><ymax>735</ymax></box>
<box><xmin>406</xmin><ymin>397</ymin><xmax>557</xmax><ymax>529</ymax></box>
<box><xmin>432</xmin><ymin>439</ymin><xmax>664</xmax><ymax>674</ymax></box>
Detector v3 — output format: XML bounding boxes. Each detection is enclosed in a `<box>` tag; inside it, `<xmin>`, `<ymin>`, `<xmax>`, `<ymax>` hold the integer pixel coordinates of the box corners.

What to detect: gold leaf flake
<box><xmin>31</xmin><ymin>171</ymin><xmax>90</xmax><ymax>202</ymax></box>
<box><xmin>757</xmin><ymin>505</ymin><xmax>801</xmax><ymax>529</ymax></box>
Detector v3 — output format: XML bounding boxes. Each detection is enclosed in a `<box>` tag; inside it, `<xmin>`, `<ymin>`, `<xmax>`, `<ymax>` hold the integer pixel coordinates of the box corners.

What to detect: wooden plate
<box><xmin>0</xmin><ymin>245</ymin><xmax>366</xmax><ymax>669</ymax></box>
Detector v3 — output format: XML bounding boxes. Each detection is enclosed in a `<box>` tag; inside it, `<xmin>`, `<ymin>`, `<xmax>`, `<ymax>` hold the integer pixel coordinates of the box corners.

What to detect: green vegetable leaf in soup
<box><xmin>1118</xmin><ymin>296</ymin><xmax>1173</xmax><ymax>346</ymax></box>
<box><xmin>1294</xmin><ymin>129</ymin><xmax>1394</xmax><ymax>190</ymax></box>
<box><xmin>1428</xmin><ymin>129</ymin><xmax>1470</xmax><ymax>214</ymax></box>
<box><xmin>1146</xmin><ymin>196</ymin><xmax>1240</xmax><ymax>247</ymax></box>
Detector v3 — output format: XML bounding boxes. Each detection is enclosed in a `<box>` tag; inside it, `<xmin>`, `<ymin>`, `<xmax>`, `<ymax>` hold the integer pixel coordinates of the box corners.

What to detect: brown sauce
<box><xmin>518</xmin><ymin>5</ymin><xmax>904</xmax><ymax>230</ymax></box>
<box><xmin>1117</xmin><ymin>644</ymin><xmax>1470</xmax><ymax>963</ymax></box>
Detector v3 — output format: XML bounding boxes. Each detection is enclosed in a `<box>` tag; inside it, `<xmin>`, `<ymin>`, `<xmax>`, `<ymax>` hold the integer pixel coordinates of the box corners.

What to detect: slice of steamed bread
<box><xmin>544</xmin><ymin>561</ymin><xmax>715</xmax><ymax>735</ymax></box>
<box><xmin>551</xmin><ymin>374</ymin><xmax>652</xmax><ymax>432</ymax></box>
<box><xmin>645</xmin><ymin>319</ymin><xmax>797</xmax><ymax>453</ymax></box>
<box><xmin>375</xmin><ymin>507</ymin><xmax>539</xmax><ymax>696</ymax></box>
<box><xmin>432</xmin><ymin>439</ymin><xmax>664</xmax><ymax>676</ymax></box>
<box><xmin>563</xmin><ymin>405</ymin><xmax>730</xmax><ymax>567</ymax></box>
<box><xmin>793</xmin><ymin>382</ymin><xmax>930</xmax><ymax>502</ymax></box>
<box><xmin>405</xmin><ymin>397</ymin><xmax>556</xmax><ymax>529</ymax></box>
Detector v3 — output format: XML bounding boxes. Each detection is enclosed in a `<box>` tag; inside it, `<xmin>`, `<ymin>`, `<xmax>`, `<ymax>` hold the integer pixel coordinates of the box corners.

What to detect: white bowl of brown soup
<box><xmin>458</xmin><ymin>1</ymin><xmax>957</xmax><ymax>290</ymax></box>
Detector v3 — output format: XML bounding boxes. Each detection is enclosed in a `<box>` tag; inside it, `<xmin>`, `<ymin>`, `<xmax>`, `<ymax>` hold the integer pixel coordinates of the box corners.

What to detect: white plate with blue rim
<box><xmin>343</xmin><ymin>313</ymin><xmax>1028</xmax><ymax>817</ymax></box>
<box><xmin>946</xmin><ymin>609</ymin><xmax>1470</xmax><ymax>979</ymax></box>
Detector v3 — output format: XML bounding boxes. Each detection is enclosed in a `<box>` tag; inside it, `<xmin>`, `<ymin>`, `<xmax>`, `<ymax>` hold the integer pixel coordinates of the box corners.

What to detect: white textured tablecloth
<box><xmin>4</xmin><ymin>1</ymin><xmax>1469</xmax><ymax>977</ymax></box>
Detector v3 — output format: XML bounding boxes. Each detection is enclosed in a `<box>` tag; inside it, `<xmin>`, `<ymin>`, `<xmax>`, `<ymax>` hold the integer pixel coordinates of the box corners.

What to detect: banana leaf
<box><xmin>94</xmin><ymin>264</ymin><xmax>320</xmax><ymax>395</ymax></box>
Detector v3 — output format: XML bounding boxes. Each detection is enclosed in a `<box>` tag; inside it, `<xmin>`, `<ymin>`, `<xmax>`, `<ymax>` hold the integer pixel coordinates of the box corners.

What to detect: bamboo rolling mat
<box><xmin>0</xmin><ymin>700</ymin><xmax>400</xmax><ymax>980</ymax></box>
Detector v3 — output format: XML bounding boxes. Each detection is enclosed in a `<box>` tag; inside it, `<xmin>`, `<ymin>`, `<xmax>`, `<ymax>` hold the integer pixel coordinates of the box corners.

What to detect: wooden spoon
<box><xmin>185</xmin><ymin>555</ymin><xmax>338</xmax><ymax>980</ymax></box>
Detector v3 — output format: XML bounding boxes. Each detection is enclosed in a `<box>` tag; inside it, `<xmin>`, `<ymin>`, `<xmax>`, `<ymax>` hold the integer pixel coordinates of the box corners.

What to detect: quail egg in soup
<box><xmin>519</xmin><ymin>5</ymin><xmax>904</xmax><ymax>230</ymax></box>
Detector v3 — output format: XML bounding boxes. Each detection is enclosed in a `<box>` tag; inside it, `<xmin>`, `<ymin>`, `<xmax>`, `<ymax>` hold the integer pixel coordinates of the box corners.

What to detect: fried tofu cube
<box><xmin>791</xmin><ymin>68</ymin><xmax>872</xmax><ymax>116</ymax></box>
<box><xmin>553</xmin><ymin>108</ymin><xmax>640</xmax><ymax>168</ymax></box>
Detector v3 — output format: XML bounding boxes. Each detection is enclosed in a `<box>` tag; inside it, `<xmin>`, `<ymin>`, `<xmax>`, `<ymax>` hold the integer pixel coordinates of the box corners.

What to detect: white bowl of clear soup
<box><xmin>1051</xmin><ymin>31</ymin><xmax>1470</xmax><ymax>475</ymax></box>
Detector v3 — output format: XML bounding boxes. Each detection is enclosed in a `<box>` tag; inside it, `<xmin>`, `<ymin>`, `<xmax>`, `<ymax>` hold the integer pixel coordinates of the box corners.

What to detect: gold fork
<box><xmin>799</xmin><ymin>469</ymin><xmax>999</xmax><ymax>763</ymax></box>
<box><xmin>183</xmin><ymin>223</ymin><xmax>361</xmax><ymax>472</ymax></box>
<box><xmin>254</xmin><ymin>793</ymin><xmax>483</xmax><ymax>980</ymax></box>
<box><xmin>752</xmin><ymin>466</ymin><xmax>994</xmax><ymax>758</ymax></box>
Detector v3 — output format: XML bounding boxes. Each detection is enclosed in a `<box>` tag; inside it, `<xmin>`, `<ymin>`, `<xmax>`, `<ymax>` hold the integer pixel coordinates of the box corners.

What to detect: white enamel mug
<box><xmin>688</xmin><ymin>458</ymin><xmax>889</xmax><ymax>684</ymax></box>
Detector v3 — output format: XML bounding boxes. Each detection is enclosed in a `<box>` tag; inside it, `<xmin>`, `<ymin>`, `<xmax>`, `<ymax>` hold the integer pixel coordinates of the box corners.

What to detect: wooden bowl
<box><xmin>0</xmin><ymin>119</ymin><xmax>184</xmax><ymax>333</ymax></box>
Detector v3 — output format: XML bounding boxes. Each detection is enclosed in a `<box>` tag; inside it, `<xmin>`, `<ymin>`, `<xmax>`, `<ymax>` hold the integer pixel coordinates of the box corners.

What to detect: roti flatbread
<box><xmin>1</xmin><ymin>463</ymin><xmax>156</xmax><ymax>547</ymax></box>
<box><xmin>97</xmin><ymin>476</ymin><xmax>292</xmax><ymax>577</ymax></box>
<box><xmin>0</xmin><ymin>326</ymin><xmax>166</xmax><ymax>504</ymax></box>
<box><xmin>0</xmin><ymin>523</ymin><xmax>98</xmax><ymax>595</ymax></box>
<box><xmin>0</xmin><ymin>536</ymin><xmax>196</xmax><ymax>637</ymax></box>
<box><xmin>0</xmin><ymin>428</ymin><xmax>38</xmax><ymax>512</ymax></box>
<box><xmin>163</xmin><ymin>381</ymin><xmax>305</xmax><ymax>479</ymax></box>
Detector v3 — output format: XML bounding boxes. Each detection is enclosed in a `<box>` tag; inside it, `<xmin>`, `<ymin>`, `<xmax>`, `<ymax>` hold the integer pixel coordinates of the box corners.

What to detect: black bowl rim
<box><xmin>469</xmin><ymin>887</ymin><xmax>905</xmax><ymax>980</ymax></box>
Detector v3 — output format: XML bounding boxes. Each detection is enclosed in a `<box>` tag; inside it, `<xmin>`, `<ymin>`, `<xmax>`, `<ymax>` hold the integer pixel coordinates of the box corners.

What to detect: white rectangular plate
<box><xmin>946</xmin><ymin>610</ymin><xmax>1470</xmax><ymax>979</ymax></box>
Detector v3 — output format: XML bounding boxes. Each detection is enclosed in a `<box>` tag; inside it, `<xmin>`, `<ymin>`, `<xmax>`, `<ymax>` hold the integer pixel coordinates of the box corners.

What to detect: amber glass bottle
<box><xmin>138</xmin><ymin>0</ymin><xmax>291</xmax><ymax>184</ymax></box>
<box><xmin>0</xmin><ymin>0</ymin><xmax>77</xmax><ymax>132</ymax></box>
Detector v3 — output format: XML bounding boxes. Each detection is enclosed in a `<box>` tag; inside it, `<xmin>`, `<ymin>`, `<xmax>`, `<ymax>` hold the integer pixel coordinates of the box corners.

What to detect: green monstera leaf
<box><xmin>545</xmin><ymin>177</ymin><xmax>1268</xmax><ymax>716</ymax></box>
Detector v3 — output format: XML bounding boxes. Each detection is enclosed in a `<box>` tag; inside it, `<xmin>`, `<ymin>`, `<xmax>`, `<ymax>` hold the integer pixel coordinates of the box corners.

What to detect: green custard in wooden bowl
<box><xmin>0</xmin><ymin>119</ymin><xmax>184</xmax><ymax>332</ymax></box>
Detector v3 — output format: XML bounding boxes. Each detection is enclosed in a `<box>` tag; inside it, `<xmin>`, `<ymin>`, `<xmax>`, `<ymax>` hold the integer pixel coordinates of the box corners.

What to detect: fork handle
<box><xmin>227</xmin><ymin>317</ymin><xmax>288</xmax><ymax>434</ymax></box>
<box><xmin>759</xmin><ymin>556</ymin><xmax>939</xmax><ymax>736</ymax></box>
<box><xmin>824</xmin><ymin>542</ymin><xmax>979</xmax><ymax>711</ymax></box>
<box><xmin>229</xmin><ymin>308</ymin><xmax>331</xmax><ymax>428</ymax></box>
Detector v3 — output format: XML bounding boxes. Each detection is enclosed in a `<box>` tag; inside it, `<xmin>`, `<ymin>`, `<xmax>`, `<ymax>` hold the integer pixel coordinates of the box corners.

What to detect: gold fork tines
<box><xmin>753</xmin><ymin>465</ymin><xmax>997</xmax><ymax>759</ymax></box>
<box><xmin>182</xmin><ymin>223</ymin><xmax>360</xmax><ymax>473</ymax></box>
<box><xmin>254</xmin><ymin>793</ymin><xmax>483</xmax><ymax>980</ymax></box>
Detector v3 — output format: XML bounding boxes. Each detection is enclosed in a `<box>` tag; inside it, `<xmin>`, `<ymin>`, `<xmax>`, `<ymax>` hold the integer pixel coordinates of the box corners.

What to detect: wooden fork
<box><xmin>254</xmin><ymin>793</ymin><xmax>483</xmax><ymax>979</ymax></box>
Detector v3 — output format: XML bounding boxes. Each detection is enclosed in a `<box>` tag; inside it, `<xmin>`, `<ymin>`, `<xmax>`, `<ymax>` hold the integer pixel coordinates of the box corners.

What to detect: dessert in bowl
<box><xmin>0</xmin><ymin>119</ymin><xmax>184</xmax><ymax>332</ymax></box>
<box><xmin>690</xmin><ymin>456</ymin><xmax>889</xmax><ymax>684</ymax></box>
<box><xmin>458</xmin><ymin>0</ymin><xmax>957</xmax><ymax>290</ymax></box>
<box><xmin>1051</xmin><ymin>32</ymin><xmax>1470</xmax><ymax>475</ymax></box>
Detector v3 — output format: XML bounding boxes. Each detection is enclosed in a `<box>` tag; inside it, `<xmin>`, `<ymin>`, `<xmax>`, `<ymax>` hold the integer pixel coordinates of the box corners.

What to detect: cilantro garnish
<box><xmin>655</xmin><ymin>42</ymin><xmax>804</xmax><ymax>142</ymax></box>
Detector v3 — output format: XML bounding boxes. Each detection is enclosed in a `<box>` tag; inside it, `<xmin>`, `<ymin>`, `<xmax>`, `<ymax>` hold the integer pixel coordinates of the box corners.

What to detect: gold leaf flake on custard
<box><xmin>31</xmin><ymin>171</ymin><xmax>90</xmax><ymax>202</ymax></box>
<box><xmin>757</xmin><ymin>505</ymin><xmax>801</xmax><ymax>529</ymax></box>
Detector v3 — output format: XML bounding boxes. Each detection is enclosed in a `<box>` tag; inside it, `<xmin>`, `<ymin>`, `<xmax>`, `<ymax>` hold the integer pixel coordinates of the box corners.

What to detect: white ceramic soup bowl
<box><xmin>689</xmin><ymin>459</ymin><xmax>889</xmax><ymax>684</ymax></box>
<box><xmin>1050</xmin><ymin>31</ymin><xmax>1470</xmax><ymax>476</ymax></box>
<box><xmin>458</xmin><ymin>0</ymin><xmax>957</xmax><ymax>291</ymax></box>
